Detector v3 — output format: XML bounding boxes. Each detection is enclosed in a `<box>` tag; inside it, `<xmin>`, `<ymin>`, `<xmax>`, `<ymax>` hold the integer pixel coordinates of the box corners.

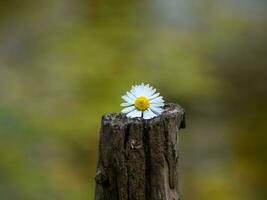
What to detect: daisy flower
<box><xmin>121</xmin><ymin>83</ymin><xmax>165</xmax><ymax>119</ymax></box>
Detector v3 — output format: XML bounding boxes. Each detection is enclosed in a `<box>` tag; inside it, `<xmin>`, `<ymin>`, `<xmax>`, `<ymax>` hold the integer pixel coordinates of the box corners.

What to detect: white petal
<box><xmin>143</xmin><ymin>108</ymin><xmax>157</xmax><ymax>119</ymax></box>
<box><xmin>127</xmin><ymin>109</ymin><xmax>142</xmax><ymax>118</ymax></box>
<box><xmin>145</xmin><ymin>84</ymin><xmax>150</xmax><ymax>89</ymax></box>
<box><xmin>147</xmin><ymin>108</ymin><xmax>157</xmax><ymax>118</ymax></box>
<box><xmin>120</xmin><ymin>102</ymin><xmax>133</xmax><ymax>107</ymax></box>
<box><xmin>141</xmin><ymin>90</ymin><xmax>150</xmax><ymax>98</ymax></box>
<box><xmin>137</xmin><ymin>84</ymin><xmax>154</xmax><ymax>97</ymax></box>
<box><xmin>148</xmin><ymin>93</ymin><xmax>160</xmax><ymax>100</ymax></box>
<box><xmin>150</xmin><ymin>96</ymin><xmax>164</xmax><ymax>104</ymax></box>
<box><xmin>150</xmin><ymin>88</ymin><xmax>156</xmax><ymax>96</ymax></box>
<box><xmin>145</xmin><ymin>85</ymin><xmax>155</xmax><ymax>96</ymax></box>
<box><xmin>139</xmin><ymin>86</ymin><xmax>147</xmax><ymax>96</ymax></box>
<box><xmin>151</xmin><ymin>102</ymin><xmax>165</xmax><ymax>107</ymax></box>
<box><xmin>150</xmin><ymin>106</ymin><xmax>164</xmax><ymax>115</ymax></box>
<box><xmin>125</xmin><ymin>92</ymin><xmax>135</xmax><ymax>101</ymax></box>
<box><xmin>127</xmin><ymin>91</ymin><xmax>137</xmax><ymax>99</ymax></box>
<box><xmin>126</xmin><ymin>110</ymin><xmax>135</xmax><ymax>118</ymax></box>
<box><xmin>121</xmin><ymin>106</ymin><xmax>135</xmax><ymax>114</ymax></box>
<box><xmin>144</xmin><ymin>85</ymin><xmax>153</xmax><ymax>97</ymax></box>
<box><xmin>143</xmin><ymin>110</ymin><xmax>152</xmax><ymax>119</ymax></box>
<box><xmin>150</xmin><ymin>86</ymin><xmax>156</xmax><ymax>91</ymax></box>
<box><xmin>122</xmin><ymin>95</ymin><xmax>134</xmax><ymax>104</ymax></box>
<box><xmin>132</xmin><ymin>85</ymin><xmax>141</xmax><ymax>96</ymax></box>
<box><xmin>130</xmin><ymin>86</ymin><xmax>138</xmax><ymax>97</ymax></box>
<box><xmin>133</xmin><ymin>83</ymin><xmax>146</xmax><ymax>97</ymax></box>
<box><xmin>132</xmin><ymin>110</ymin><xmax>142</xmax><ymax>118</ymax></box>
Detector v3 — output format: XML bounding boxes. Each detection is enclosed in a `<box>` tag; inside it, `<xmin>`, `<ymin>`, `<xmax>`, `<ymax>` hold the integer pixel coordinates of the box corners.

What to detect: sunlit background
<box><xmin>0</xmin><ymin>0</ymin><xmax>266</xmax><ymax>199</ymax></box>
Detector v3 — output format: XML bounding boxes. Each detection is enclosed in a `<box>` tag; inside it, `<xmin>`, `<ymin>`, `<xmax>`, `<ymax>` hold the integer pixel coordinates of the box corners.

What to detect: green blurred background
<box><xmin>0</xmin><ymin>0</ymin><xmax>266</xmax><ymax>199</ymax></box>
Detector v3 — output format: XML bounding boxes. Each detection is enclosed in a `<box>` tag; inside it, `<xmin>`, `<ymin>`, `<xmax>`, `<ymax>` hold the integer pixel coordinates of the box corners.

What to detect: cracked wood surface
<box><xmin>94</xmin><ymin>103</ymin><xmax>186</xmax><ymax>200</ymax></box>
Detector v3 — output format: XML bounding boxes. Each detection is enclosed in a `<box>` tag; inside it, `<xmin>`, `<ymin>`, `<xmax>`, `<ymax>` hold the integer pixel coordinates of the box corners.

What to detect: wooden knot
<box><xmin>130</xmin><ymin>139</ymin><xmax>143</xmax><ymax>149</ymax></box>
<box><xmin>95</xmin><ymin>169</ymin><xmax>108</xmax><ymax>184</ymax></box>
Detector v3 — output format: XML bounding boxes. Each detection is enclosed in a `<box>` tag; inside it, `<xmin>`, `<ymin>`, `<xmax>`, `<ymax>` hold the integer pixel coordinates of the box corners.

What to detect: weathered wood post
<box><xmin>94</xmin><ymin>103</ymin><xmax>186</xmax><ymax>200</ymax></box>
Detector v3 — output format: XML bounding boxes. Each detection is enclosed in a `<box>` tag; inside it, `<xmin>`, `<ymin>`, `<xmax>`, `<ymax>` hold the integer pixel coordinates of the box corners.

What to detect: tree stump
<box><xmin>94</xmin><ymin>103</ymin><xmax>186</xmax><ymax>200</ymax></box>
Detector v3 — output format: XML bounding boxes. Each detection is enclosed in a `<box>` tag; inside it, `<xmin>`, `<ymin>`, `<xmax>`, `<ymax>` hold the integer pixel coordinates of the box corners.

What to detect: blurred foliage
<box><xmin>0</xmin><ymin>0</ymin><xmax>266</xmax><ymax>199</ymax></box>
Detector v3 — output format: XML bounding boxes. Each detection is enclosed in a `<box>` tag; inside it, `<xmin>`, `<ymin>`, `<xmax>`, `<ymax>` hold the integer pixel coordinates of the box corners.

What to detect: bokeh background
<box><xmin>0</xmin><ymin>0</ymin><xmax>266</xmax><ymax>199</ymax></box>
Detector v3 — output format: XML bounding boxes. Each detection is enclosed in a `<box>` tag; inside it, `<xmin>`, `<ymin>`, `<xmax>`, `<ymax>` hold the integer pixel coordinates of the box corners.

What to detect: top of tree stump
<box><xmin>102</xmin><ymin>103</ymin><xmax>186</xmax><ymax>130</ymax></box>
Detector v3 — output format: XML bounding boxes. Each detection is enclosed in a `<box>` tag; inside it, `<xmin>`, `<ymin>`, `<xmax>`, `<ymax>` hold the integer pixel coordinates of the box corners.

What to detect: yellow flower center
<box><xmin>134</xmin><ymin>96</ymin><xmax>150</xmax><ymax>111</ymax></box>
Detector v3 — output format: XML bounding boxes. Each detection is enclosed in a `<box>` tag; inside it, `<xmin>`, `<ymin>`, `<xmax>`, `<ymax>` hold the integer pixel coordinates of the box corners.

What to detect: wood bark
<box><xmin>94</xmin><ymin>103</ymin><xmax>186</xmax><ymax>200</ymax></box>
